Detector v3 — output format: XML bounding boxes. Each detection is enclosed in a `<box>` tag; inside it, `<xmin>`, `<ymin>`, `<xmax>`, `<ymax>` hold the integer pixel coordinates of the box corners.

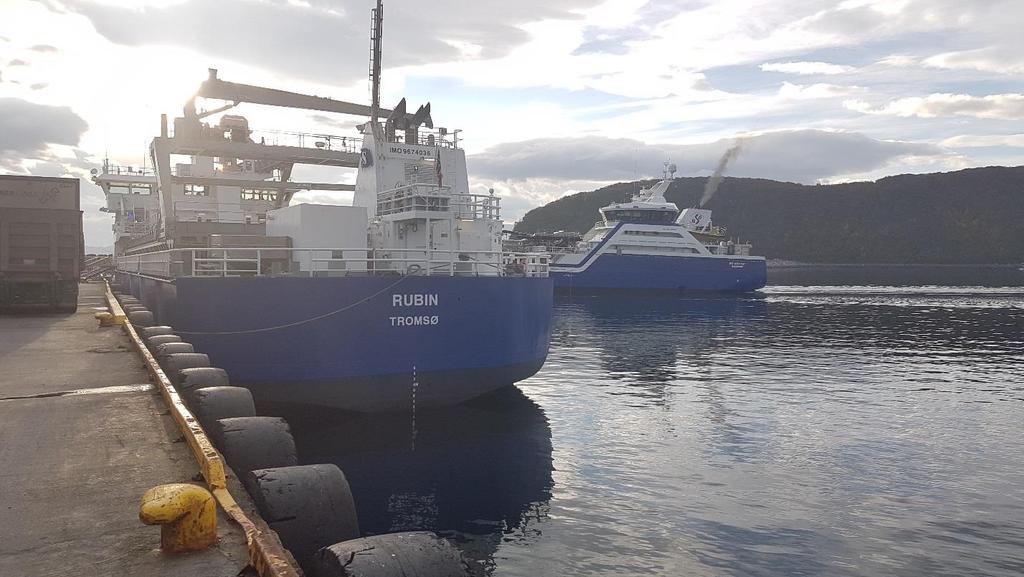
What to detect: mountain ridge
<box><xmin>513</xmin><ymin>166</ymin><xmax>1024</xmax><ymax>264</ymax></box>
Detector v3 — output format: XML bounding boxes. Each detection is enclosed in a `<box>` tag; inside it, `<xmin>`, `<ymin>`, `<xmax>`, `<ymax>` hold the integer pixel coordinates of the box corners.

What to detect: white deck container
<box><xmin>266</xmin><ymin>203</ymin><xmax>368</xmax><ymax>273</ymax></box>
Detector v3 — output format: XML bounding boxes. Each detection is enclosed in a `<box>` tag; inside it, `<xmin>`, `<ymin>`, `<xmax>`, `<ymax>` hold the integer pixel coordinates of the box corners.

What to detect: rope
<box><xmin>177</xmin><ymin>275</ymin><xmax>409</xmax><ymax>336</ymax></box>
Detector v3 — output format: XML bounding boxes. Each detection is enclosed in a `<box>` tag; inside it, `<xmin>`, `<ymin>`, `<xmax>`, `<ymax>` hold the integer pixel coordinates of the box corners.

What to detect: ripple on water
<box><xmin>290</xmin><ymin>287</ymin><xmax>1024</xmax><ymax>576</ymax></box>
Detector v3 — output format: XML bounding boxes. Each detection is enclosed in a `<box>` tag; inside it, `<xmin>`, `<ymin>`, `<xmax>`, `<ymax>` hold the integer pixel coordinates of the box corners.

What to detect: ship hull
<box><xmin>551</xmin><ymin>253</ymin><xmax>767</xmax><ymax>292</ymax></box>
<box><xmin>117</xmin><ymin>274</ymin><xmax>554</xmax><ymax>412</ymax></box>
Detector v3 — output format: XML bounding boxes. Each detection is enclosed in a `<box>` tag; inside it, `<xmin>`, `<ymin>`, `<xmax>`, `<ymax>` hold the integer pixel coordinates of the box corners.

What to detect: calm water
<box><xmin>288</xmin><ymin>285</ymin><xmax>1024</xmax><ymax>576</ymax></box>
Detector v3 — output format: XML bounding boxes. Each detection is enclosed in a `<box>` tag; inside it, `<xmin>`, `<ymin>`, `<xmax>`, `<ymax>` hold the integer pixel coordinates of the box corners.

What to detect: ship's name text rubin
<box><xmin>392</xmin><ymin>294</ymin><xmax>439</xmax><ymax>307</ymax></box>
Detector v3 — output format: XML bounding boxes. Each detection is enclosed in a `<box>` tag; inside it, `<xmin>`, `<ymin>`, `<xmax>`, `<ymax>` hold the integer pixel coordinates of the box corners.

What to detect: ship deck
<box><xmin>0</xmin><ymin>283</ymin><xmax>252</xmax><ymax>577</ymax></box>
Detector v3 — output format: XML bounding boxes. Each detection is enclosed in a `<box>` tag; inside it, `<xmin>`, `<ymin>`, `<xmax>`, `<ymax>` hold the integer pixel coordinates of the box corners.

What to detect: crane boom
<box><xmin>195</xmin><ymin>69</ymin><xmax>395</xmax><ymax>119</ymax></box>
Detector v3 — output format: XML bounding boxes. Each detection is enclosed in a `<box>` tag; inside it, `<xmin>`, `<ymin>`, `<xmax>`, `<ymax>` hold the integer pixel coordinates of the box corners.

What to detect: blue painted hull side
<box><xmin>552</xmin><ymin>253</ymin><xmax>767</xmax><ymax>292</ymax></box>
<box><xmin>121</xmin><ymin>274</ymin><xmax>553</xmax><ymax>412</ymax></box>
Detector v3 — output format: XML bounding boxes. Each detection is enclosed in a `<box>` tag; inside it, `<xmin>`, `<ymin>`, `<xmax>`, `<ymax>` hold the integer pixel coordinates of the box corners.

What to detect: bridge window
<box><xmin>603</xmin><ymin>210</ymin><xmax>677</xmax><ymax>224</ymax></box>
<box><xmin>241</xmin><ymin>188</ymin><xmax>279</xmax><ymax>201</ymax></box>
<box><xmin>130</xmin><ymin>183</ymin><xmax>152</xmax><ymax>195</ymax></box>
<box><xmin>184</xmin><ymin>184</ymin><xmax>210</xmax><ymax>196</ymax></box>
<box><xmin>125</xmin><ymin>207</ymin><xmax>147</xmax><ymax>222</ymax></box>
<box><xmin>623</xmin><ymin>230</ymin><xmax>686</xmax><ymax>238</ymax></box>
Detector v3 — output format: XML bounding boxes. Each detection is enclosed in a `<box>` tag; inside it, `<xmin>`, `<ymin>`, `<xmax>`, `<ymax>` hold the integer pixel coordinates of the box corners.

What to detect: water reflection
<box><xmin>279</xmin><ymin>386</ymin><xmax>553</xmax><ymax>574</ymax></box>
<box><xmin>514</xmin><ymin>288</ymin><xmax>1024</xmax><ymax>576</ymax></box>
<box><xmin>274</xmin><ymin>287</ymin><xmax>1024</xmax><ymax>577</ymax></box>
<box><xmin>554</xmin><ymin>295</ymin><xmax>768</xmax><ymax>396</ymax></box>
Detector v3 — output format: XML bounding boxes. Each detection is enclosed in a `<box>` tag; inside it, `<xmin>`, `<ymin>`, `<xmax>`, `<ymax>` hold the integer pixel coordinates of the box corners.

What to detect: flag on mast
<box><xmin>436</xmin><ymin>148</ymin><xmax>443</xmax><ymax>187</ymax></box>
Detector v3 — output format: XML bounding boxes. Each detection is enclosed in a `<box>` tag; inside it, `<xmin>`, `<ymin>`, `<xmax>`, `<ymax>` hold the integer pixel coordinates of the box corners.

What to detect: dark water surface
<box><xmin>288</xmin><ymin>285</ymin><xmax>1024</xmax><ymax>576</ymax></box>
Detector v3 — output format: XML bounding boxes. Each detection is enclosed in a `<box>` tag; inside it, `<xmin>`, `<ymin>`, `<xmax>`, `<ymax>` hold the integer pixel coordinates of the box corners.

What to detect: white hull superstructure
<box><xmin>544</xmin><ymin>164</ymin><xmax>767</xmax><ymax>292</ymax></box>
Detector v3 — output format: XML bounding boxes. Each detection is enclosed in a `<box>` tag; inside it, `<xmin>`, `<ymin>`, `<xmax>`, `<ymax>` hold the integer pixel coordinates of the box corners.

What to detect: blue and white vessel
<box><xmin>103</xmin><ymin>4</ymin><xmax>553</xmax><ymax>412</ymax></box>
<box><xmin>547</xmin><ymin>164</ymin><xmax>766</xmax><ymax>292</ymax></box>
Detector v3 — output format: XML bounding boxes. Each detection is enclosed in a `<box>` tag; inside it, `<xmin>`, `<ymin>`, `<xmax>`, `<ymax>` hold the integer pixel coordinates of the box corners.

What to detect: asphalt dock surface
<box><xmin>0</xmin><ymin>283</ymin><xmax>251</xmax><ymax>577</ymax></box>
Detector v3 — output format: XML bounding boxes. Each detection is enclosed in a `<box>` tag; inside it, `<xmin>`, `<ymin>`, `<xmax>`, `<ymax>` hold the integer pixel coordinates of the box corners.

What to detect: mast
<box><xmin>369</xmin><ymin>0</ymin><xmax>383</xmax><ymax>124</ymax></box>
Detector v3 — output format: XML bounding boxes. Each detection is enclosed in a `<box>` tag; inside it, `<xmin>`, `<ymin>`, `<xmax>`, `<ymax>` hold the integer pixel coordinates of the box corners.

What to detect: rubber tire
<box><xmin>146</xmin><ymin>334</ymin><xmax>183</xmax><ymax>350</ymax></box>
<box><xmin>176</xmin><ymin>367</ymin><xmax>230</xmax><ymax>401</ymax></box>
<box><xmin>245</xmin><ymin>464</ymin><xmax>360</xmax><ymax>570</ymax></box>
<box><xmin>127</xmin><ymin>310</ymin><xmax>155</xmax><ymax>327</ymax></box>
<box><xmin>191</xmin><ymin>387</ymin><xmax>256</xmax><ymax>432</ymax></box>
<box><xmin>139</xmin><ymin>326</ymin><xmax>174</xmax><ymax>339</ymax></box>
<box><xmin>211</xmin><ymin>416</ymin><xmax>297</xmax><ymax>475</ymax></box>
<box><xmin>154</xmin><ymin>342</ymin><xmax>195</xmax><ymax>365</ymax></box>
<box><xmin>162</xmin><ymin>353</ymin><xmax>210</xmax><ymax>385</ymax></box>
<box><xmin>311</xmin><ymin>532</ymin><xmax>478</xmax><ymax>577</ymax></box>
<box><xmin>123</xmin><ymin>304</ymin><xmax>148</xmax><ymax>313</ymax></box>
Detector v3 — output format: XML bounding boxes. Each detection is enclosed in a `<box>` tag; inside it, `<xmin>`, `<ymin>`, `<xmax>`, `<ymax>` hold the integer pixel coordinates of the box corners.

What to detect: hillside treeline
<box><xmin>514</xmin><ymin>166</ymin><xmax>1024</xmax><ymax>264</ymax></box>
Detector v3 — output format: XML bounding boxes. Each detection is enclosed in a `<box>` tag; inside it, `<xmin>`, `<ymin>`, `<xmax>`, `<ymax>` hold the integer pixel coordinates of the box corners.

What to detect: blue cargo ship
<box><xmin>542</xmin><ymin>164</ymin><xmax>766</xmax><ymax>292</ymax></box>
<box><xmin>102</xmin><ymin>17</ymin><xmax>552</xmax><ymax>411</ymax></box>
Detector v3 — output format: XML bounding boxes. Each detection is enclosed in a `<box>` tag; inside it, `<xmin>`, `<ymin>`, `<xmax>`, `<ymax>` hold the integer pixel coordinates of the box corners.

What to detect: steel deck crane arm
<box><xmin>196</xmin><ymin>69</ymin><xmax>394</xmax><ymax>119</ymax></box>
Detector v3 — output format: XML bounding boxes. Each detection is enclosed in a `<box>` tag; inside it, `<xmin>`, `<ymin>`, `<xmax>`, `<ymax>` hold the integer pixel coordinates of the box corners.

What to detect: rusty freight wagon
<box><xmin>0</xmin><ymin>175</ymin><xmax>83</xmax><ymax>312</ymax></box>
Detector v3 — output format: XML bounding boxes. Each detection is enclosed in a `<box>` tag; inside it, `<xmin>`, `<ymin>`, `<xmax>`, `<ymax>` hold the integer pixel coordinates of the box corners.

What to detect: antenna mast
<box><xmin>369</xmin><ymin>0</ymin><xmax>383</xmax><ymax>124</ymax></box>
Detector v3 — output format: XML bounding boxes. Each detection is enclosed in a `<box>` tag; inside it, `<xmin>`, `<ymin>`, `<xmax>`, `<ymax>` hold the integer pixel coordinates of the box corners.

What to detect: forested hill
<box><xmin>513</xmin><ymin>166</ymin><xmax>1024</xmax><ymax>264</ymax></box>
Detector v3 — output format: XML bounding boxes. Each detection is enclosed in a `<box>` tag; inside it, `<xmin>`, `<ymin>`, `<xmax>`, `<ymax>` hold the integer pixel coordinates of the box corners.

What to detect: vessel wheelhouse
<box><xmin>536</xmin><ymin>164</ymin><xmax>766</xmax><ymax>292</ymax></box>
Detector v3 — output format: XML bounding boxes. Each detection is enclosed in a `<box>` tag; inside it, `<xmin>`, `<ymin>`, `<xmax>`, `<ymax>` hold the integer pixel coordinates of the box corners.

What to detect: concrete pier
<box><xmin>0</xmin><ymin>283</ymin><xmax>251</xmax><ymax>576</ymax></box>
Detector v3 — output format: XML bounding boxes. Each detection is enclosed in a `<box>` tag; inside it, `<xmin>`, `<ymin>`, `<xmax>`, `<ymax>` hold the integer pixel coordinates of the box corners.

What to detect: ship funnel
<box><xmin>387</xmin><ymin>98</ymin><xmax>407</xmax><ymax>125</ymax></box>
<box><xmin>385</xmin><ymin>98</ymin><xmax>406</xmax><ymax>141</ymax></box>
<box><xmin>411</xmin><ymin>103</ymin><xmax>433</xmax><ymax>129</ymax></box>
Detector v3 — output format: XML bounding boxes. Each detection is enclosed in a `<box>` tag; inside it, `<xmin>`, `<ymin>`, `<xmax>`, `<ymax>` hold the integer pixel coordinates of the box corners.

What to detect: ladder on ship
<box><xmin>368</xmin><ymin>0</ymin><xmax>383</xmax><ymax>122</ymax></box>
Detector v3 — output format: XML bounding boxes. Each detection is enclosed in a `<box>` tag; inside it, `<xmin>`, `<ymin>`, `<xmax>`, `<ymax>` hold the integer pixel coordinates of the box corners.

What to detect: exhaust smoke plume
<box><xmin>700</xmin><ymin>140</ymin><xmax>744</xmax><ymax>207</ymax></box>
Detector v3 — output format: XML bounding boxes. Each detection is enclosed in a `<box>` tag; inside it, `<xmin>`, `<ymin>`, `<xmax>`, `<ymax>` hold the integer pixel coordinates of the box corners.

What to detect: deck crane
<box><xmin>151</xmin><ymin>1</ymin><xmax>433</xmax><ymax>235</ymax></box>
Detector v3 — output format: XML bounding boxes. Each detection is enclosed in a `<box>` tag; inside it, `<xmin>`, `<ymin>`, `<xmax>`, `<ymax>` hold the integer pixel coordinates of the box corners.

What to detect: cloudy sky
<box><xmin>1</xmin><ymin>0</ymin><xmax>1022</xmax><ymax>247</ymax></box>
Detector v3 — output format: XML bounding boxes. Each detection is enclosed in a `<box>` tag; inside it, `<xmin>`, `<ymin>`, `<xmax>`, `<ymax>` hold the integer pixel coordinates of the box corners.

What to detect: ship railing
<box><xmin>376</xmin><ymin>184</ymin><xmax>452</xmax><ymax>216</ymax></box>
<box><xmin>248</xmin><ymin>129</ymin><xmax>363</xmax><ymax>153</ymax></box>
<box><xmin>172</xmin><ymin>201</ymin><xmax>269</xmax><ymax>224</ymax></box>
<box><xmin>376</xmin><ymin>184</ymin><xmax>500</xmax><ymax>220</ymax></box>
<box><xmin>118</xmin><ymin>221</ymin><xmax>159</xmax><ymax>237</ymax></box>
<box><xmin>116</xmin><ymin>247</ymin><xmax>549</xmax><ymax>278</ymax></box>
<box><xmin>705</xmin><ymin>241</ymin><xmax>754</xmax><ymax>256</ymax></box>
<box><xmin>387</xmin><ymin>128</ymin><xmax>460</xmax><ymax>149</ymax></box>
<box><xmin>99</xmin><ymin>160</ymin><xmax>156</xmax><ymax>178</ymax></box>
<box><xmin>454</xmin><ymin>193</ymin><xmax>501</xmax><ymax>220</ymax></box>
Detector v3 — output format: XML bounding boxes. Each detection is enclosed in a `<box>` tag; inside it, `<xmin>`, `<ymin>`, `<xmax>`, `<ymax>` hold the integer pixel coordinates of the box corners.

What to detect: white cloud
<box><xmin>470</xmin><ymin>129</ymin><xmax>955</xmax><ymax>221</ymax></box>
<box><xmin>778</xmin><ymin>82</ymin><xmax>862</xmax><ymax>99</ymax></box>
<box><xmin>470</xmin><ymin>129</ymin><xmax>944</xmax><ymax>184</ymax></box>
<box><xmin>0</xmin><ymin>97</ymin><xmax>88</xmax><ymax>164</ymax></box>
<box><xmin>924</xmin><ymin>48</ymin><xmax>1024</xmax><ymax>75</ymax></box>
<box><xmin>48</xmin><ymin>0</ymin><xmax>606</xmax><ymax>85</ymax></box>
<box><xmin>877</xmin><ymin>54</ymin><xmax>917</xmax><ymax>67</ymax></box>
<box><xmin>940</xmin><ymin>134</ymin><xmax>1024</xmax><ymax>148</ymax></box>
<box><xmin>472</xmin><ymin>177</ymin><xmax>617</xmax><ymax>223</ymax></box>
<box><xmin>760</xmin><ymin>61</ymin><xmax>855</xmax><ymax>75</ymax></box>
<box><xmin>845</xmin><ymin>93</ymin><xmax>1024</xmax><ymax>119</ymax></box>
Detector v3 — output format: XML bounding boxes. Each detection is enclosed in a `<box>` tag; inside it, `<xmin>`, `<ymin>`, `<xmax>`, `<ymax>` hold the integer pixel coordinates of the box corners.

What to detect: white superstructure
<box><xmin>550</xmin><ymin>164</ymin><xmax>755</xmax><ymax>272</ymax></box>
<box><xmin>101</xmin><ymin>68</ymin><xmax>543</xmax><ymax>278</ymax></box>
<box><xmin>92</xmin><ymin>161</ymin><xmax>161</xmax><ymax>246</ymax></box>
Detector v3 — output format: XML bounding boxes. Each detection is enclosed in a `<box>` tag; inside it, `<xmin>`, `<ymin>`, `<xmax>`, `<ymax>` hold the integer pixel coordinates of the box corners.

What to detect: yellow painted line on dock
<box><xmin>105</xmin><ymin>283</ymin><xmax>300</xmax><ymax>577</ymax></box>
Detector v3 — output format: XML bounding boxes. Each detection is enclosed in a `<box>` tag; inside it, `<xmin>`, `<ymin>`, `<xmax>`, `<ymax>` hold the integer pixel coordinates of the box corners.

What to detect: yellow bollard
<box><xmin>95</xmin><ymin>311</ymin><xmax>115</xmax><ymax>327</ymax></box>
<box><xmin>139</xmin><ymin>483</ymin><xmax>218</xmax><ymax>553</ymax></box>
